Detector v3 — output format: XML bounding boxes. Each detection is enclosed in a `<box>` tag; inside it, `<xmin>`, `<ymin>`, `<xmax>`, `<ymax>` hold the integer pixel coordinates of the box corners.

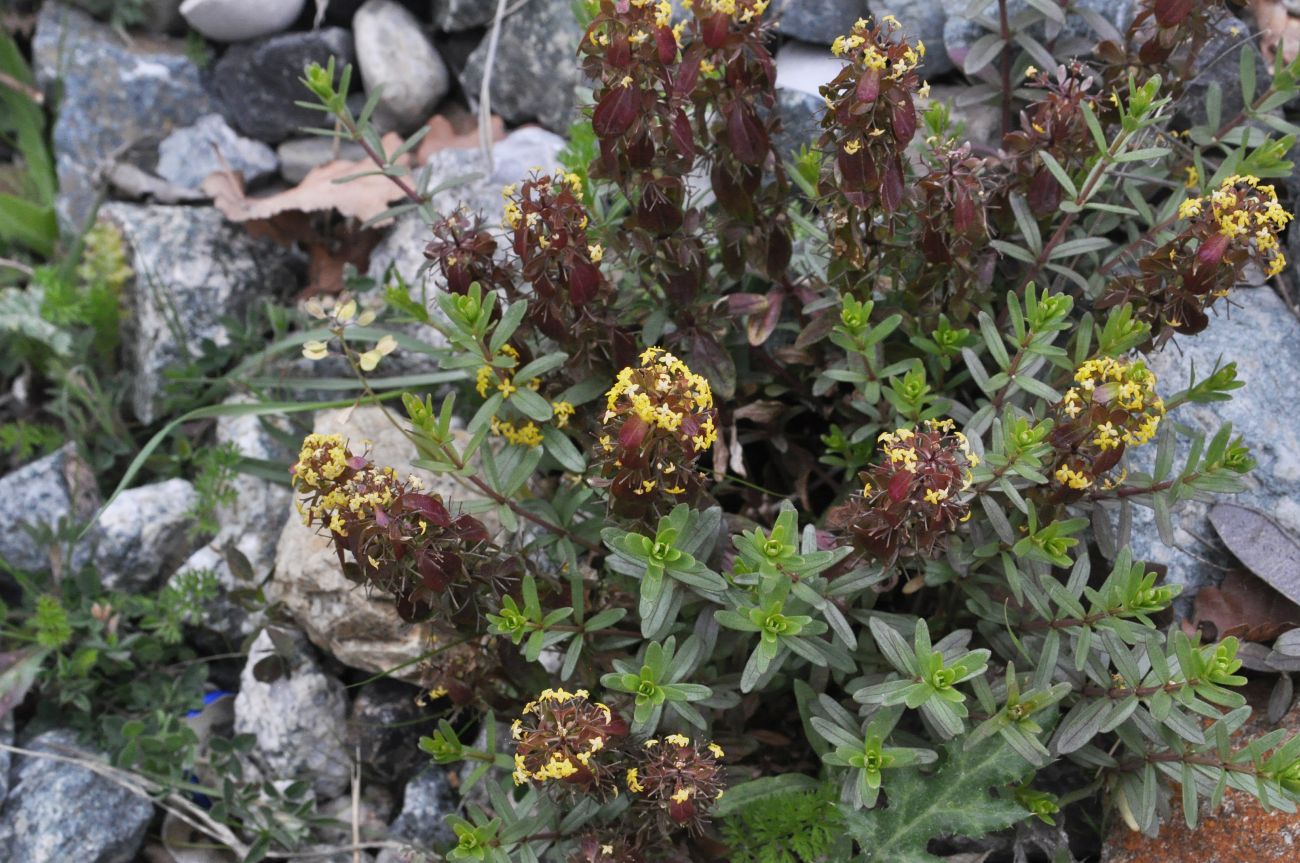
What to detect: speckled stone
<box><xmin>72</xmin><ymin>478</ymin><xmax>199</xmax><ymax>591</ymax></box>
<box><xmin>0</xmin><ymin>444</ymin><xmax>98</xmax><ymax>573</ymax></box>
<box><xmin>458</xmin><ymin>0</ymin><xmax>583</xmax><ymax>133</ymax></box>
<box><xmin>100</xmin><ymin>203</ymin><xmax>302</xmax><ymax>424</ymax></box>
<box><xmin>155</xmin><ymin>113</ymin><xmax>279</xmax><ymax>191</ymax></box>
<box><xmin>0</xmin><ymin>729</ymin><xmax>153</xmax><ymax>863</ymax></box>
<box><xmin>31</xmin><ymin>3</ymin><xmax>218</xmax><ymax>230</ymax></box>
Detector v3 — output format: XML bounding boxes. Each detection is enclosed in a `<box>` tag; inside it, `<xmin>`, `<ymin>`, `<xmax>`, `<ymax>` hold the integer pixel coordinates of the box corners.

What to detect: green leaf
<box><xmin>713</xmin><ymin>774</ymin><xmax>822</xmax><ymax>817</ymax></box>
<box><xmin>1241</xmin><ymin>45</ymin><xmax>1257</xmax><ymax>106</ymax></box>
<box><xmin>841</xmin><ymin>735</ymin><xmax>1033</xmax><ymax>861</ymax></box>
<box><xmin>541</xmin><ymin>425</ymin><xmax>586</xmax><ymax>473</ymax></box>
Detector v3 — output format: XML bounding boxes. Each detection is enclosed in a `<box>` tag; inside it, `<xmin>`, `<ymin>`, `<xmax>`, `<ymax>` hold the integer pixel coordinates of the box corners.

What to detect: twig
<box><xmin>352</xmin><ymin>748</ymin><xmax>362</xmax><ymax>863</ymax></box>
<box><xmin>0</xmin><ymin>69</ymin><xmax>43</xmax><ymax>104</ymax></box>
<box><xmin>0</xmin><ymin>256</ymin><xmax>35</xmax><ymax>277</ymax></box>
<box><xmin>997</xmin><ymin>0</ymin><xmax>1012</xmax><ymax>138</ymax></box>
<box><xmin>478</xmin><ymin>0</ymin><xmax>515</xmax><ymax>173</ymax></box>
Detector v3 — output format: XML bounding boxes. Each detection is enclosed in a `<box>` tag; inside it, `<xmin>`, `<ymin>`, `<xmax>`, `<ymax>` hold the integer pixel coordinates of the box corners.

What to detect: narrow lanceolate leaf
<box><xmin>841</xmin><ymin>735</ymin><xmax>1034</xmax><ymax>862</ymax></box>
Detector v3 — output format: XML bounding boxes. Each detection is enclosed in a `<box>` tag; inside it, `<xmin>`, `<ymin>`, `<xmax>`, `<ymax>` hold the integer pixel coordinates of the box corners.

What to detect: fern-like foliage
<box><xmin>721</xmin><ymin>783</ymin><xmax>845</xmax><ymax>863</ymax></box>
<box><xmin>842</xmin><ymin>735</ymin><xmax>1034</xmax><ymax>862</ymax></box>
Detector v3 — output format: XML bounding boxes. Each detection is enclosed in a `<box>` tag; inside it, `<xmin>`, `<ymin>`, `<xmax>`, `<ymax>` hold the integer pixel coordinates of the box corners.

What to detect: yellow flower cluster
<box><xmin>552</xmin><ymin>400</ymin><xmax>575</xmax><ymax>429</ymax></box>
<box><xmin>292</xmin><ymin>434</ymin><xmax>407</xmax><ymax>537</ymax></box>
<box><xmin>490</xmin><ymin>418</ymin><xmax>545</xmax><ymax>448</ymax></box>
<box><xmin>1181</xmin><ymin>175</ymin><xmax>1293</xmax><ymax>278</ymax></box>
<box><xmin>605</xmin><ymin>347</ymin><xmax>717</xmax><ymax>449</ymax></box>
<box><xmin>1055</xmin><ymin>357</ymin><xmax>1165</xmax><ymax>490</ymax></box>
<box><xmin>627</xmin><ymin>734</ymin><xmax>726</xmax><ymax>798</ymax></box>
<box><xmin>511</xmin><ymin>688</ymin><xmax>617</xmax><ymax>785</ymax></box>
<box><xmin>875</xmin><ymin>418</ymin><xmax>979</xmax><ymax>496</ymax></box>
<box><xmin>687</xmin><ymin>0</ymin><xmax>768</xmax><ymax>22</ymax></box>
<box><xmin>831</xmin><ymin>16</ymin><xmax>924</xmax><ymax>77</ymax></box>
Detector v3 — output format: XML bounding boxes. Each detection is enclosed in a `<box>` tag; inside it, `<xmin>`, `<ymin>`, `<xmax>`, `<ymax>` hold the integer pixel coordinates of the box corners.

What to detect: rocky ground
<box><xmin>4</xmin><ymin>0</ymin><xmax>1300</xmax><ymax>861</ymax></box>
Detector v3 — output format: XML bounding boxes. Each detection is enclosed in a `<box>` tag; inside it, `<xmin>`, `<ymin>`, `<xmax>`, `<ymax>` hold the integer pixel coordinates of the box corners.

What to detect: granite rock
<box><xmin>348</xmin><ymin>679</ymin><xmax>438</xmax><ymax>786</ymax></box>
<box><xmin>211</xmin><ymin>28</ymin><xmax>356</xmax><ymax>143</ymax></box>
<box><xmin>32</xmin><ymin>3</ymin><xmax>218</xmax><ymax>229</ymax></box>
<box><xmin>0</xmin><ymin>444</ymin><xmax>98</xmax><ymax>573</ymax></box>
<box><xmin>432</xmin><ymin>0</ymin><xmax>496</xmax><ymax>31</ymax></box>
<box><xmin>276</xmin><ymin>137</ymin><xmax>369</xmax><ymax>184</ymax></box>
<box><xmin>156</xmin><ymin>113</ymin><xmax>279</xmax><ymax>191</ymax></box>
<box><xmin>0</xmin><ymin>729</ymin><xmax>153</xmax><ymax>863</ymax></box>
<box><xmin>459</xmin><ymin>0</ymin><xmax>584</xmax><ymax>133</ymax></box>
<box><xmin>101</xmin><ymin>202</ymin><xmax>302</xmax><ymax>423</ymax></box>
<box><xmin>73</xmin><ymin>478</ymin><xmax>198</xmax><ymax>591</ymax></box>
<box><xmin>234</xmin><ymin>628</ymin><xmax>352</xmax><ymax>799</ymax></box>
<box><xmin>771</xmin><ymin>0</ymin><xmax>868</xmax><ymax>46</ymax></box>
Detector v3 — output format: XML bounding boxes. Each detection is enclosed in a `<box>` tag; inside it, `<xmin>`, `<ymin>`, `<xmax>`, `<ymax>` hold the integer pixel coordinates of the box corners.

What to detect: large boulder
<box><xmin>1125</xmin><ymin>288</ymin><xmax>1300</xmax><ymax>594</ymax></box>
<box><xmin>270</xmin><ymin>406</ymin><xmax>497</xmax><ymax>683</ymax></box>
<box><xmin>0</xmin><ymin>444</ymin><xmax>98</xmax><ymax>573</ymax></box>
<box><xmin>0</xmin><ymin>729</ymin><xmax>154</xmax><ymax>863</ymax></box>
<box><xmin>100</xmin><ymin>203</ymin><xmax>302</xmax><ymax>424</ymax></box>
<box><xmin>210</xmin><ymin>28</ymin><xmax>356</xmax><ymax>144</ymax></box>
<box><xmin>233</xmin><ymin>628</ymin><xmax>352</xmax><ymax>799</ymax></box>
<box><xmin>31</xmin><ymin>3</ymin><xmax>219</xmax><ymax>230</ymax></box>
<box><xmin>771</xmin><ymin>0</ymin><xmax>869</xmax><ymax>47</ymax></box>
<box><xmin>72</xmin><ymin>478</ymin><xmax>198</xmax><ymax>592</ymax></box>
<box><xmin>459</xmin><ymin>0</ymin><xmax>584</xmax><ymax>133</ymax></box>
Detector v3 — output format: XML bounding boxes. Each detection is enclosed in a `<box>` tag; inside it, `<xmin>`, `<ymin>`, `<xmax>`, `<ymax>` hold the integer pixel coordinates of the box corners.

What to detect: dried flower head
<box><xmin>424</xmin><ymin>208</ymin><xmax>514</xmax><ymax>296</ymax></box>
<box><xmin>829</xmin><ymin>419</ymin><xmax>977</xmax><ymax>566</ymax></box>
<box><xmin>569</xmin><ymin>834</ymin><xmax>647</xmax><ymax>863</ymax></box>
<box><xmin>512</xmin><ymin>688</ymin><xmax>628</xmax><ymax>793</ymax></box>
<box><xmin>1048</xmin><ymin>357</ymin><xmax>1165</xmax><ymax>493</ymax></box>
<box><xmin>626</xmin><ymin>734</ymin><xmax>726</xmax><ymax>831</ymax></box>
<box><xmin>291</xmin><ymin>434</ymin><xmax>509</xmax><ymax>621</ymax></box>
<box><xmin>595</xmin><ymin>347</ymin><xmax>718</xmax><ymax>516</ymax></box>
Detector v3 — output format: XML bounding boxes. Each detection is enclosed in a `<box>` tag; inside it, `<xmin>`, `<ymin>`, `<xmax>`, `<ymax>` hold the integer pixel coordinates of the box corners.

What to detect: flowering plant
<box><xmin>291</xmin><ymin>0</ymin><xmax>1300</xmax><ymax>860</ymax></box>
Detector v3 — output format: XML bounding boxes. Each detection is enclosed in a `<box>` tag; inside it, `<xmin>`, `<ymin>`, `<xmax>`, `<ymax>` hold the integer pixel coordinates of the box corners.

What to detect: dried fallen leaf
<box><xmin>1252</xmin><ymin>0</ymin><xmax>1300</xmax><ymax>66</ymax></box>
<box><xmin>202</xmin><ymin>132</ymin><xmax>412</xmax><ymax>225</ymax></box>
<box><xmin>1192</xmin><ymin>568</ymin><xmax>1300</xmax><ymax>643</ymax></box>
<box><xmin>1210</xmin><ymin>503</ymin><xmax>1300</xmax><ymax>605</ymax></box>
<box><xmin>415</xmin><ymin>108</ymin><xmax>506</xmax><ymax>164</ymax></box>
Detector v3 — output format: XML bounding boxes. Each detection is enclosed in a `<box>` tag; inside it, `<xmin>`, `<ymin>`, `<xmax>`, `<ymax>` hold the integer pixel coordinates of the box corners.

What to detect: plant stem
<box><xmin>997</xmin><ymin>0</ymin><xmax>1013</xmax><ymax>138</ymax></box>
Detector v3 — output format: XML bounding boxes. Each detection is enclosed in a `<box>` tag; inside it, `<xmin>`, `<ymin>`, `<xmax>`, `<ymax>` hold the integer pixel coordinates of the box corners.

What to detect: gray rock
<box><xmin>868</xmin><ymin>0</ymin><xmax>953</xmax><ymax>76</ymax></box>
<box><xmin>926</xmin><ymin>82</ymin><xmax>1001</xmax><ymax>149</ymax></box>
<box><xmin>775</xmin><ymin>40</ymin><xmax>844</xmax><ymax>99</ymax></box>
<box><xmin>349</xmin><ymin>679</ymin><xmax>437</xmax><ymax>786</ymax></box>
<box><xmin>276</xmin><ymin>137</ymin><xmax>369</xmax><ymax>184</ymax></box>
<box><xmin>0</xmin><ymin>729</ymin><xmax>153</xmax><ymax>863</ymax></box>
<box><xmin>943</xmin><ymin>0</ymin><xmax>1137</xmax><ymax>72</ymax></box>
<box><xmin>774</xmin><ymin>89</ymin><xmax>825</xmax><ymax>161</ymax></box>
<box><xmin>171</xmin><ymin>398</ymin><xmax>294</xmax><ymax>644</ymax></box>
<box><xmin>387</xmin><ymin>766</ymin><xmax>457</xmax><ymax>850</ymax></box>
<box><xmin>73</xmin><ymin>478</ymin><xmax>198</xmax><ymax>591</ymax></box>
<box><xmin>179</xmin><ymin>0</ymin><xmax>306</xmax><ymax>42</ymax></box>
<box><xmin>1123</xmin><ymin>289</ymin><xmax>1300</xmax><ymax>595</ymax></box>
<box><xmin>0</xmin><ymin>444</ymin><xmax>98</xmax><ymax>573</ymax></box>
<box><xmin>156</xmin><ymin>114</ymin><xmax>279</xmax><ymax>191</ymax></box>
<box><xmin>1178</xmin><ymin>15</ymin><xmax>1264</xmax><ymax>131</ymax></box>
<box><xmin>355</xmin><ymin>0</ymin><xmax>451</xmax><ymax>132</ymax></box>
<box><xmin>459</xmin><ymin>0</ymin><xmax>584</xmax><ymax>133</ymax></box>
<box><xmin>31</xmin><ymin>3</ymin><xmax>218</xmax><ymax>230</ymax></box>
<box><xmin>100</xmin><ymin>203</ymin><xmax>302</xmax><ymax>424</ymax></box>
<box><xmin>432</xmin><ymin>0</ymin><xmax>496</xmax><ymax>31</ymax></box>
<box><xmin>490</xmin><ymin>125</ymin><xmax>568</xmax><ymax>185</ymax></box>
<box><xmin>211</xmin><ymin>29</ymin><xmax>356</xmax><ymax>144</ymax></box>
<box><xmin>234</xmin><ymin>628</ymin><xmax>352</xmax><ymax>799</ymax></box>
<box><xmin>772</xmin><ymin>0</ymin><xmax>868</xmax><ymax>46</ymax></box>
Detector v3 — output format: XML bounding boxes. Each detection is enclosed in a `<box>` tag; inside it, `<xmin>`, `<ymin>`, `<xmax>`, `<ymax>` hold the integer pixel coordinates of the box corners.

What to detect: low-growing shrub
<box><xmin>290</xmin><ymin>1</ymin><xmax>1300</xmax><ymax>860</ymax></box>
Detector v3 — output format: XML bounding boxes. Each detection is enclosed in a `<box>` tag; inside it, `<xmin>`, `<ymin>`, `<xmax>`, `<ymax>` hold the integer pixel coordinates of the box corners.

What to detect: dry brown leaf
<box><xmin>202</xmin><ymin>132</ymin><xmax>412</xmax><ymax>225</ymax></box>
<box><xmin>415</xmin><ymin>109</ymin><xmax>506</xmax><ymax>164</ymax></box>
<box><xmin>1210</xmin><ymin>503</ymin><xmax>1300</xmax><ymax>605</ymax></box>
<box><xmin>1191</xmin><ymin>569</ymin><xmax>1300</xmax><ymax>644</ymax></box>
<box><xmin>1252</xmin><ymin>0</ymin><xmax>1300</xmax><ymax>66</ymax></box>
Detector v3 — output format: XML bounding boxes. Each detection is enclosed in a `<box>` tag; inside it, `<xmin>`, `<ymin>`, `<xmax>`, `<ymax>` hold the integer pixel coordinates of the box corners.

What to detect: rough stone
<box><xmin>925</xmin><ymin>83</ymin><xmax>1002</xmax><ymax>149</ymax></box>
<box><xmin>1125</xmin><ymin>289</ymin><xmax>1300</xmax><ymax>595</ymax></box>
<box><xmin>354</xmin><ymin>0</ymin><xmax>451</xmax><ymax>132</ymax></box>
<box><xmin>171</xmin><ymin>398</ymin><xmax>294</xmax><ymax>645</ymax></box>
<box><xmin>773</xmin><ymin>88</ymin><xmax>825</xmax><ymax>161</ymax></box>
<box><xmin>100</xmin><ymin>202</ymin><xmax>302</xmax><ymax>424</ymax></box>
<box><xmin>773</xmin><ymin>42</ymin><xmax>839</xmax><ymax>159</ymax></box>
<box><xmin>867</xmin><ymin>0</ymin><xmax>953</xmax><ymax>76</ymax></box>
<box><xmin>771</xmin><ymin>0</ymin><xmax>868</xmax><ymax>46</ymax></box>
<box><xmin>432</xmin><ymin>0</ymin><xmax>496</xmax><ymax>31</ymax></box>
<box><xmin>276</xmin><ymin>137</ymin><xmax>369</xmax><ymax>184</ymax></box>
<box><xmin>386</xmin><ymin>766</ymin><xmax>457</xmax><ymax>851</ymax></box>
<box><xmin>270</xmin><ymin>406</ymin><xmax>497</xmax><ymax>683</ymax></box>
<box><xmin>0</xmin><ymin>444</ymin><xmax>98</xmax><ymax>573</ymax></box>
<box><xmin>1178</xmin><ymin>15</ymin><xmax>1265</xmax><ymax>131</ymax></box>
<box><xmin>348</xmin><ymin>679</ymin><xmax>438</xmax><ymax>786</ymax></box>
<box><xmin>72</xmin><ymin>478</ymin><xmax>198</xmax><ymax>592</ymax></box>
<box><xmin>943</xmin><ymin>0</ymin><xmax>1137</xmax><ymax>72</ymax></box>
<box><xmin>211</xmin><ymin>28</ymin><xmax>356</xmax><ymax>144</ymax></box>
<box><xmin>156</xmin><ymin>113</ymin><xmax>279</xmax><ymax>191</ymax></box>
<box><xmin>234</xmin><ymin>628</ymin><xmax>352</xmax><ymax>799</ymax></box>
<box><xmin>31</xmin><ymin>3</ymin><xmax>219</xmax><ymax>230</ymax></box>
<box><xmin>459</xmin><ymin>0</ymin><xmax>584</xmax><ymax>133</ymax></box>
<box><xmin>0</xmin><ymin>729</ymin><xmax>153</xmax><ymax>863</ymax></box>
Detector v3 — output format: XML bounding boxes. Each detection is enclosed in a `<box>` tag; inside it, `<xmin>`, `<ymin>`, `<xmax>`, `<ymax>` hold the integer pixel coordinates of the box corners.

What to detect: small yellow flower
<box><xmin>302</xmin><ymin>340</ymin><xmax>330</xmax><ymax>361</ymax></box>
<box><xmin>1024</xmin><ymin>65</ymin><xmax>1038</xmax><ymax>78</ymax></box>
<box><xmin>588</xmin><ymin>243</ymin><xmax>604</xmax><ymax>263</ymax></box>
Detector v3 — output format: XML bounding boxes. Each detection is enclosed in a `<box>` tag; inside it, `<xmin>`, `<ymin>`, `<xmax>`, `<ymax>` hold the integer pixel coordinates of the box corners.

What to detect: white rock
<box><xmin>74</xmin><ymin>478</ymin><xmax>199</xmax><ymax>591</ymax></box>
<box><xmin>354</xmin><ymin>0</ymin><xmax>450</xmax><ymax>132</ymax></box>
<box><xmin>774</xmin><ymin>41</ymin><xmax>845</xmax><ymax>98</ymax></box>
<box><xmin>234</xmin><ymin>628</ymin><xmax>352</xmax><ymax>799</ymax></box>
<box><xmin>179</xmin><ymin>0</ymin><xmax>305</xmax><ymax>42</ymax></box>
<box><xmin>156</xmin><ymin>113</ymin><xmax>279</xmax><ymax>190</ymax></box>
